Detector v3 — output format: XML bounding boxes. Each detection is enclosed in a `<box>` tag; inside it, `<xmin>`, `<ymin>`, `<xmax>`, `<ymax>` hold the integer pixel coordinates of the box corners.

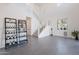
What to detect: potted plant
<box><xmin>50</xmin><ymin>28</ymin><xmax>53</xmax><ymax>36</ymax></box>
<box><xmin>71</xmin><ymin>30</ymin><xmax>79</xmax><ymax>40</ymax></box>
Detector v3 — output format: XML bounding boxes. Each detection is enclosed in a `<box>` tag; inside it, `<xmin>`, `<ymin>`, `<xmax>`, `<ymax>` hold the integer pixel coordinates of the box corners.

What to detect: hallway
<box><xmin>0</xmin><ymin>36</ymin><xmax>79</xmax><ymax>55</ymax></box>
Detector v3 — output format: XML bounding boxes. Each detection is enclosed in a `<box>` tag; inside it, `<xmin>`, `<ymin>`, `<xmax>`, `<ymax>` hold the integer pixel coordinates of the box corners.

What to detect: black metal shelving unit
<box><xmin>5</xmin><ymin>18</ymin><xmax>28</xmax><ymax>49</ymax></box>
<box><xmin>17</xmin><ymin>20</ymin><xmax>28</xmax><ymax>45</ymax></box>
<box><xmin>5</xmin><ymin>17</ymin><xmax>17</xmax><ymax>49</ymax></box>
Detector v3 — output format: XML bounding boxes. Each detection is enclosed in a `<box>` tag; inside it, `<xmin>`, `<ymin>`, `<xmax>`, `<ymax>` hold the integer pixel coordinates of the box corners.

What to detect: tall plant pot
<box><xmin>75</xmin><ymin>35</ymin><xmax>78</xmax><ymax>40</ymax></box>
<box><xmin>71</xmin><ymin>30</ymin><xmax>79</xmax><ymax>40</ymax></box>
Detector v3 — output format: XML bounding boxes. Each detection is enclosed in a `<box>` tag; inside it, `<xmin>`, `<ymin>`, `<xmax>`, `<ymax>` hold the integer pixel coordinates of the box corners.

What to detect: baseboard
<box><xmin>53</xmin><ymin>35</ymin><xmax>74</xmax><ymax>40</ymax></box>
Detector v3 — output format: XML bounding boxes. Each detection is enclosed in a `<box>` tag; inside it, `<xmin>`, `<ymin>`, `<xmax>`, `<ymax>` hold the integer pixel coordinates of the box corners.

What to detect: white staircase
<box><xmin>28</xmin><ymin>4</ymin><xmax>51</xmax><ymax>38</ymax></box>
<box><xmin>32</xmin><ymin>25</ymin><xmax>45</xmax><ymax>38</ymax></box>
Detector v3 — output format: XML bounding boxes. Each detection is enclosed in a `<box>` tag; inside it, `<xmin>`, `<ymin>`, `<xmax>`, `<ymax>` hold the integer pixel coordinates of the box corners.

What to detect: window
<box><xmin>57</xmin><ymin>18</ymin><xmax>68</xmax><ymax>30</ymax></box>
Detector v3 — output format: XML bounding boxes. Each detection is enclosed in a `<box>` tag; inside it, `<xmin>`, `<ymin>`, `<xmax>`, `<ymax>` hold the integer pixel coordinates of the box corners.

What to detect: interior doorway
<box><xmin>26</xmin><ymin>17</ymin><xmax>31</xmax><ymax>36</ymax></box>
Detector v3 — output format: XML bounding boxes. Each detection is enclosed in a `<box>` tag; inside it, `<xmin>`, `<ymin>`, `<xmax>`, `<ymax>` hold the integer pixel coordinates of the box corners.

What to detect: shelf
<box><xmin>18</xmin><ymin>31</ymin><xmax>27</xmax><ymax>33</ymax></box>
<box><xmin>6</xmin><ymin>38</ymin><xmax>16</xmax><ymax>40</ymax></box>
<box><xmin>19</xmin><ymin>39</ymin><xmax>28</xmax><ymax>42</ymax></box>
<box><xmin>5</xmin><ymin>42</ymin><xmax>18</xmax><ymax>49</ymax></box>
<box><xmin>5</xmin><ymin>42</ymin><xmax>18</xmax><ymax>45</ymax></box>
<box><xmin>19</xmin><ymin>35</ymin><xmax>26</xmax><ymax>37</ymax></box>
<box><xmin>6</xmin><ymin>32</ymin><xmax>16</xmax><ymax>34</ymax></box>
<box><xmin>6</xmin><ymin>33</ymin><xmax>16</xmax><ymax>34</ymax></box>
<box><xmin>6</xmin><ymin>27</ymin><xmax>16</xmax><ymax>29</ymax></box>
<box><xmin>6</xmin><ymin>22</ymin><xmax>16</xmax><ymax>24</ymax></box>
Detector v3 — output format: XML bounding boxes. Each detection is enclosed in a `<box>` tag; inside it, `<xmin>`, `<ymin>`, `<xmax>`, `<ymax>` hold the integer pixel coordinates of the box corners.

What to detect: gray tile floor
<box><xmin>0</xmin><ymin>36</ymin><xmax>79</xmax><ymax>55</ymax></box>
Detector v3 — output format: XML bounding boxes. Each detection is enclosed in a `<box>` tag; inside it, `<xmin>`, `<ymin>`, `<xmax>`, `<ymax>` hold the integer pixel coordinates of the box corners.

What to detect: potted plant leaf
<box><xmin>71</xmin><ymin>30</ymin><xmax>79</xmax><ymax>40</ymax></box>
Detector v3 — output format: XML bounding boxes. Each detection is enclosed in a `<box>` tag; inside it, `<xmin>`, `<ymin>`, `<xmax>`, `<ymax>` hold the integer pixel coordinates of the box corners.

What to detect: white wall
<box><xmin>26</xmin><ymin>4</ymin><xmax>40</xmax><ymax>35</ymax></box>
<box><xmin>0</xmin><ymin>3</ymin><xmax>39</xmax><ymax>48</ymax></box>
<box><xmin>31</xmin><ymin>14</ymin><xmax>40</xmax><ymax>35</ymax></box>
<box><xmin>37</xmin><ymin>3</ymin><xmax>79</xmax><ymax>38</ymax></box>
<box><xmin>38</xmin><ymin>25</ymin><xmax>51</xmax><ymax>38</ymax></box>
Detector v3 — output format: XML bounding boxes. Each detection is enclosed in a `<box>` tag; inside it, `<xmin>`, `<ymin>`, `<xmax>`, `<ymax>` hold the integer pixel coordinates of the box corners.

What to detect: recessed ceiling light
<box><xmin>57</xmin><ymin>3</ymin><xmax>62</xmax><ymax>7</ymax></box>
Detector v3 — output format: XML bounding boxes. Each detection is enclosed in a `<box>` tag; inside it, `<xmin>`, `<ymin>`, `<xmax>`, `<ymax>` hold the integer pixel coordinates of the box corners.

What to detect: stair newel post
<box><xmin>38</xmin><ymin>23</ymin><xmax>40</xmax><ymax>37</ymax></box>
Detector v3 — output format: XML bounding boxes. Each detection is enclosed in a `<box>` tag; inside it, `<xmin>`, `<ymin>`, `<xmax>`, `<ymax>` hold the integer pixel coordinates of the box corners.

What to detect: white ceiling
<box><xmin>29</xmin><ymin>3</ymin><xmax>79</xmax><ymax>25</ymax></box>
